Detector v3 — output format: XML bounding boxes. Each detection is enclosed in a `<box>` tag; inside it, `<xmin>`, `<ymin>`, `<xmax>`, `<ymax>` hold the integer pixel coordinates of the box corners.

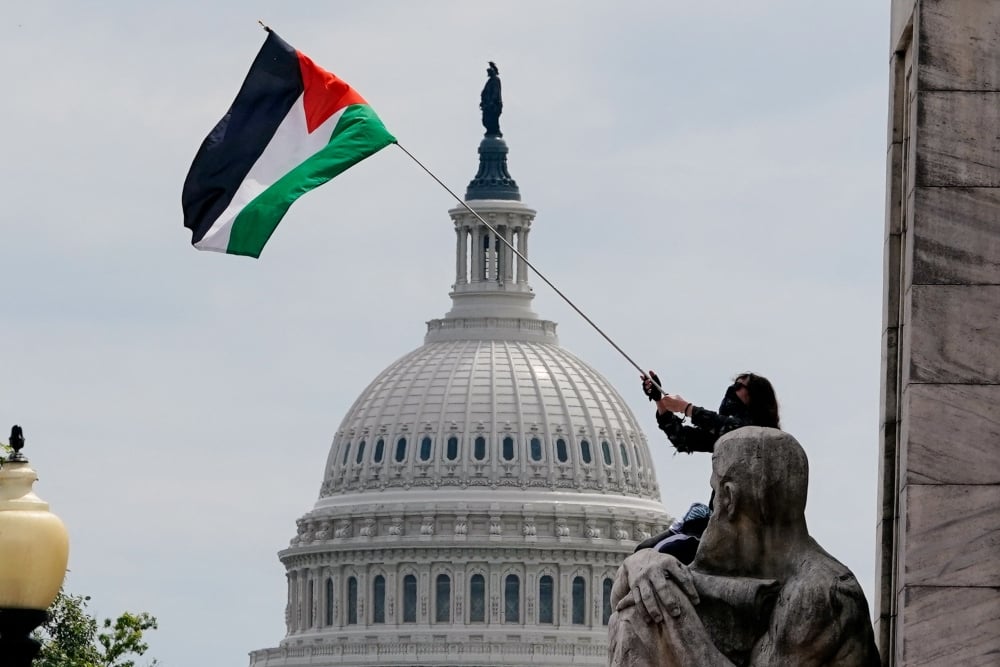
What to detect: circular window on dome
<box><xmin>580</xmin><ymin>440</ymin><xmax>592</xmax><ymax>465</ymax></box>
<box><xmin>420</xmin><ymin>436</ymin><xmax>433</xmax><ymax>462</ymax></box>
<box><xmin>601</xmin><ymin>441</ymin><xmax>613</xmax><ymax>466</ymax></box>
<box><xmin>395</xmin><ymin>437</ymin><xmax>408</xmax><ymax>463</ymax></box>
<box><xmin>556</xmin><ymin>438</ymin><xmax>568</xmax><ymax>463</ymax></box>
<box><xmin>530</xmin><ymin>437</ymin><xmax>543</xmax><ymax>462</ymax></box>
<box><xmin>446</xmin><ymin>436</ymin><xmax>459</xmax><ymax>461</ymax></box>
<box><xmin>502</xmin><ymin>436</ymin><xmax>515</xmax><ymax>461</ymax></box>
<box><xmin>373</xmin><ymin>439</ymin><xmax>385</xmax><ymax>463</ymax></box>
<box><xmin>474</xmin><ymin>436</ymin><xmax>487</xmax><ymax>461</ymax></box>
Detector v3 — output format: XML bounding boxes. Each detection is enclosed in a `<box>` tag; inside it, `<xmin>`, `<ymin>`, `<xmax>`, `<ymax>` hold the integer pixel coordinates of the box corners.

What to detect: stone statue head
<box><xmin>695</xmin><ymin>427</ymin><xmax>809</xmax><ymax>574</ymax></box>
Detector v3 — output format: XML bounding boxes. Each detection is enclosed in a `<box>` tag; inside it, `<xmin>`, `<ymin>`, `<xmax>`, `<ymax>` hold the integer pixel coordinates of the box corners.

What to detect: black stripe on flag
<box><xmin>182</xmin><ymin>31</ymin><xmax>304</xmax><ymax>244</ymax></box>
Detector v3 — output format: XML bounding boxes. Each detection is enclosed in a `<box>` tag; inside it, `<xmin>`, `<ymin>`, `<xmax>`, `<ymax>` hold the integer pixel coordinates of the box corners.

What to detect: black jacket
<box><xmin>656</xmin><ymin>387</ymin><xmax>751</xmax><ymax>453</ymax></box>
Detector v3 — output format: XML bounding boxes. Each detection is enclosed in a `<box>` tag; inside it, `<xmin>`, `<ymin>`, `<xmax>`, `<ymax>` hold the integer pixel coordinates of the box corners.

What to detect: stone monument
<box><xmin>608</xmin><ymin>428</ymin><xmax>880</xmax><ymax>666</ymax></box>
<box><xmin>880</xmin><ymin>2</ymin><xmax>1000</xmax><ymax>665</ymax></box>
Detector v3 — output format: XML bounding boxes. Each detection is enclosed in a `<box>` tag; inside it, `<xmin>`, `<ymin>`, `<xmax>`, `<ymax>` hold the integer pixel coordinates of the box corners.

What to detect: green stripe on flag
<box><xmin>227</xmin><ymin>104</ymin><xmax>395</xmax><ymax>258</ymax></box>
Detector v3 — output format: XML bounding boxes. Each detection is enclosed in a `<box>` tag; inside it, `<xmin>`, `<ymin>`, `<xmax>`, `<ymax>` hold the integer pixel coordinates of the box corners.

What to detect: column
<box><xmin>471</xmin><ymin>225</ymin><xmax>482</xmax><ymax>283</ymax></box>
<box><xmin>880</xmin><ymin>3</ymin><xmax>1000</xmax><ymax>665</ymax></box>
<box><xmin>457</xmin><ymin>226</ymin><xmax>468</xmax><ymax>285</ymax></box>
<box><xmin>503</xmin><ymin>225</ymin><xmax>514</xmax><ymax>284</ymax></box>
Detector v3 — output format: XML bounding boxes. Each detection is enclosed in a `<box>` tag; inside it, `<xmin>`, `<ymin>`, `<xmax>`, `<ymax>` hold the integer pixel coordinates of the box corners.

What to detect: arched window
<box><xmin>435</xmin><ymin>574</ymin><xmax>451</xmax><ymax>623</ymax></box>
<box><xmin>538</xmin><ymin>575</ymin><xmax>554</xmax><ymax>624</ymax></box>
<box><xmin>530</xmin><ymin>437</ymin><xmax>543</xmax><ymax>461</ymax></box>
<box><xmin>504</xmin><ymin>574</ymin><xmax>520</xmax><ymax>623</ymax></box>
<box><xmin>372</xmin><ymin>575</ymin><xmax>386</xmax><ymax>624</ymax></box>
<box><xmin>572</xmin><ymin>576</ymin><xmax>586</xmax><ymax>624</ymax></box>
<box><xmin>580</xmin><ymin>440</ymin><xmax>592</xmax><ymax>464</ymax></box>
<box><xmin>373</xmin><ymin>438</ymin><xmax>385</xmax><ymax>463</ymax></box>
<box><xmin>325</xmin><ymin>578</ymin><xmax>334</xmax><ymax>626</ymax></box>
<box><xmin>474</xmin><ymin>436</ymin><xmax>487</xmax><ymax>461</ymax></box>
<box><xmin>447</xmin><ymin>436</ymin><xmax>459</xmax><ymax>460</ymax></box>
<box><xmin>602</xmin><ymin>578</ymin><xmax>614</xmax><ymax>625</ymax></box>
<box><xmin>619</xmin><ymin>442</ymin><xmax>630</xmax><ymax>467</ymax></box>
<box><xmin>403</xmin><ymin>574</ymin><xmax>417</xmax><ymax>623</ymax></box>
<box><xmin>341</xmin><ymin>442</ymin><xmax>351</xmax><ymax>466</ymax></box>
<box><xmin>347</xmin><ymin>577</ymin><xmax>358</xmax><ymax>625</ymax></box>
<box><xmin>602</xmin><ymin>441</ymin><xmax>613</xmax><ymax>465</ymax></box>
<box><xmin>633</xmin><ymin>444</ymin><xmax>642</xmax><ymax>469</ymax></box>
<box><xmin>355</xmin><ymin>440</ymin><xmax>366</xmax><ymax>464</ymax></box>
<box><xmin>307</xmin><ymin>580</ymin><xmax>314</xmax><ymax>627</ymax></box>
<box><xmin>395</xmin><ymin>437</ymin><xmax>408</xmax><ymax>463</ymax></box>
<box><xmin>502</xmin><ymin>436</ymin><xmax>515</xmax><ymax>461</ymax></box>
<box><xmin>556</xmin><ymin>438</ymin><xmax>568</xmax><ymax>463</ymax></box>
<box><xmin>420</xmin><ymin>436</ymin><xmax>433</xmax><ymax>461</ymax></box>
<box><xmin>470</xmin><ymin>574</ymin><xmax>486</xmax><ymax>622</ymax></box>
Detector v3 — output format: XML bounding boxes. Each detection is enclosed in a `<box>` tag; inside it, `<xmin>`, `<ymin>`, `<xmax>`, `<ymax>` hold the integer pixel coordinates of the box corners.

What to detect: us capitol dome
<box><xmin>249</xmin><ymin>94</ymin><xmax>672</xmax><ymax>667</ymax></box>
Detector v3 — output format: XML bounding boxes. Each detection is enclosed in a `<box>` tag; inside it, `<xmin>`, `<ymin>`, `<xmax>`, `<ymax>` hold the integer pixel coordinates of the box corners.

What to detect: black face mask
<box><xmin>719</xmin><ymin>383</ymin><xmax>750</xmax><ymax>421</ymax></box>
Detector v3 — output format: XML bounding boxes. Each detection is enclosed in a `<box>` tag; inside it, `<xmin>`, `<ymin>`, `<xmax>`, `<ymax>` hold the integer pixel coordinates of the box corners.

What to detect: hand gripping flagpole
<box><xmin>394</xmin><ymin>142</ymin><xmax>667</xmax><ymax>397</ymax></box>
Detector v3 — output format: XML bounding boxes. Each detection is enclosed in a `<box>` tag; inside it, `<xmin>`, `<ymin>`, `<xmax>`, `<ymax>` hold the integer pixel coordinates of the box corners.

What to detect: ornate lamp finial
<box><xmin>8</xmin><ymin>425</ymin><xmax>26</xmax><ymax>462</ymax></box>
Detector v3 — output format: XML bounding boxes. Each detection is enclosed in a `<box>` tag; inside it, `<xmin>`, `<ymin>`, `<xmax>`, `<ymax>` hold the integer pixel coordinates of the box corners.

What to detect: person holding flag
<box><xmin>641</xmin><ymin>371</ymin><xmax>781</xmax><ymax>454</ymax></box>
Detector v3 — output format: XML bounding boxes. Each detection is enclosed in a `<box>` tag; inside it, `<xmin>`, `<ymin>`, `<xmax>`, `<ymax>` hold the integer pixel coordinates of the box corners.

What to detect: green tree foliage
<box><xmin>33</xmin><ymin>591</ymin><xmax>159</xmax><ymax>667</ymax></box>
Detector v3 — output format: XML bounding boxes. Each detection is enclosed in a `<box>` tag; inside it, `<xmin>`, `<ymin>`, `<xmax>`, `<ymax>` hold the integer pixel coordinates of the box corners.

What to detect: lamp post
<box><xmin>0</xmin><ymin>426</ymin><xmax>69</xmax><ymax>666</ymax></box>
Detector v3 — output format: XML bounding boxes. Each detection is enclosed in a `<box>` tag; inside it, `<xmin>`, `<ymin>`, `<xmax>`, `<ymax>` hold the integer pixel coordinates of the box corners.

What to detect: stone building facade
<box><xmin>880</xmin><ymin>2</ymin><xmax>1000</xmax><ymax>665</ymax></box>
<box><xmin>248</xmin><ymin>129</ymin><xmax>670</xmax><ymax>666</ymax></box>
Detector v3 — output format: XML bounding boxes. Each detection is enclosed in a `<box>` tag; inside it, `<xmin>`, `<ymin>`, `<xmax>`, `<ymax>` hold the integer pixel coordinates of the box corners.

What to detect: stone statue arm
<box><xmin>749</xmin><ymin>574</ymin><xmax>881</xmax><ymax>667</ymax></box>
<box><xmin>609</xmin><ymin>551</ymin><xmax>734</xmax><ymax>667</ymax></box>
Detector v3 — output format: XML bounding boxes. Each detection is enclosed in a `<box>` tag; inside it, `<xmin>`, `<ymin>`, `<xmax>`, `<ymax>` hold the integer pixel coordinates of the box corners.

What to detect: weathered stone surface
<box><xmin>898</xmin><ymin>585</ymin><xmax>1000</xmax><ymax>666</ymax></box>
<box><xmin>608</xmin><ymin>429</ymin><xmax>879</xmax><ymax>667</ymax></box>
<box><xmin>919</xmin><ymin>0</ymin><xmax>1000</xmax><ymax>91</ymax></box>
<box><xmin>899</xmin><ymin>483</ymin><xmax>1000</xmax><ymax>587</ymax></box>
<box><xmin>911</xmin><ymin>187</ymin><xmax>1000</xmax><ymax>285</ymax></box>
<box><xmin>916</xmin><ymin>92</ymin><xmax>1000</xmax><ymax>186</ymax></box>
<box><xmin>902</xmin><ymin>383</ymin><xmax>1000</xmax><ymax>484</ymax></box>
<box><xmin>891</xmin><ymin>0</ymin><xmax>916</xmax><ymax>52</ymax></box>
<box><xmin>907</xmin><ymin>285</ymin><xmax>1000</xmax><ymax>383</ymax></box>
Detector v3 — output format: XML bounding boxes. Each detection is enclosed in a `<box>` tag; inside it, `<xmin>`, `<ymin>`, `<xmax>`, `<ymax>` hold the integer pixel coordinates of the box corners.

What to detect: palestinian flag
<box><xmin>182</xmin><ymin>30</ymin><xmax>395</xmax><ymax>258</ymax></box>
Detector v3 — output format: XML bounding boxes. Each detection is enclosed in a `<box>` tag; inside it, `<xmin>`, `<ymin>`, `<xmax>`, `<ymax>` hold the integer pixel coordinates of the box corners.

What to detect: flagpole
<box><xmin>394</xmin><ymin>142</ymin><xmax>664</xmax><ymax>394</ymax></box>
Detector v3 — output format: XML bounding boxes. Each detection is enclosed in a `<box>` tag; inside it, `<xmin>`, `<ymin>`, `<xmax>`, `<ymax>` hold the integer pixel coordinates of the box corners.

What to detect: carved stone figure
<box><xmin>608</xmin><ymin>428</ymin><xmax>880</xmax><ymax>667</ymax></box>
<box><xmin>420</xmin><ymin>516</ymin><xmax>435</xmax><ymax>536</ymax></box>
<box><xmin>333</xmin><ymin>519</ymin><xmax>352</xmax><ymax>539</ymax></box>
<box><xmin>480</xmin><ymin>61</ymin><xmax>502</xmax><ymax>137</ymax></box>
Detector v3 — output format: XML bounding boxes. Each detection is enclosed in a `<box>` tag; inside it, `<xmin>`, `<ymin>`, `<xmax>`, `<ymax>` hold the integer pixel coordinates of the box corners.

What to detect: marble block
<box><xmin>919</xmin><ymin>0</ymin><xmax>1000</xmax><ymax>91</ymax></box>
<box><xmin>907</xmin><ymin>285</ymin><xmax>1000</xmax><ymax>383</ymax></box>
<box><xmin>902</xmin><ymin>383</ymin><xmax>1000</xmax><ymax>485</ymax></box>
<box><xmin>899</xmin><ymin>483</ymin><xmax>1000</xmax><ymax>587</ymax></box>
<box><xmin>911</xmin><ymin>187</ymin><xmax>1000</xmax><ymax>285</ymax></box>
<box><xmin>891</xmin><ymin>0</ymin><xmax>916</xmax><ymax>52</ymax></box>
<box><xmin>898</xmin><ymin>585</ymin><xmax>1000</xmax><ymax>666</ymax></box>
<box><xmin>916</xmin><ymin>92</ymin><xmax>1000</xmax><ymax>187</ymax></box>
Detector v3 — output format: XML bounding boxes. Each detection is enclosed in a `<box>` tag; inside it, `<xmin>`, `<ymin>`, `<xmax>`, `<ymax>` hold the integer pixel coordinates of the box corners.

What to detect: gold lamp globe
<box><xmin>0</xmin><ymin>426</ymin><xmax>69</xmax><ymax>612</ymax></box>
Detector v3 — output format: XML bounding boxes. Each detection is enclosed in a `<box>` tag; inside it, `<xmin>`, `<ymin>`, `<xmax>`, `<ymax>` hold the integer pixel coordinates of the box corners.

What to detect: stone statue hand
<box><xmin>613</xmin><ymin>550</ymin><xmax>700</xmax><ymax>625</ymax></box>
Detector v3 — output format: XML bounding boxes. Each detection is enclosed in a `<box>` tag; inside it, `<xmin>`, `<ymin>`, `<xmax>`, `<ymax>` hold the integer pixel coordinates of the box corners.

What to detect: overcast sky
<box><xmin>2</xmin><ymin>2</ymin><xmax>889</xmax><ymax>665</ymax></box>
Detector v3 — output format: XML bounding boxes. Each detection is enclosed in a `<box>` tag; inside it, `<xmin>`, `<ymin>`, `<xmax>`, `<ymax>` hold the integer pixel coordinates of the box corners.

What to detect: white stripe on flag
<box><xmin>195</xmin><ymin>96</ymin><xmax>347</xmax><ymax>252</ymax></box>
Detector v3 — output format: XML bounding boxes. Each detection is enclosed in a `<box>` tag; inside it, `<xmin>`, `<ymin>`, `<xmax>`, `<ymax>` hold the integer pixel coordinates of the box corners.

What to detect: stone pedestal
<box><xmin>880</xmin><ymin>2</ymin><xmax>1000</xmax><ymax>665</ymax></box>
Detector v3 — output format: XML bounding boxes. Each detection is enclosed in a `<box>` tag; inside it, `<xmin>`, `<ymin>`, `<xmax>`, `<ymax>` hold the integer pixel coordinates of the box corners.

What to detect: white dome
<box><xmin>319</xmin><ymin>337</ymin><xmax>661</xmax><ymax>504</ymax></box>
<box><xmin>250</xmin><ymin>143</ymin><xmax>671</xmax><ymax>667</ymax></box>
